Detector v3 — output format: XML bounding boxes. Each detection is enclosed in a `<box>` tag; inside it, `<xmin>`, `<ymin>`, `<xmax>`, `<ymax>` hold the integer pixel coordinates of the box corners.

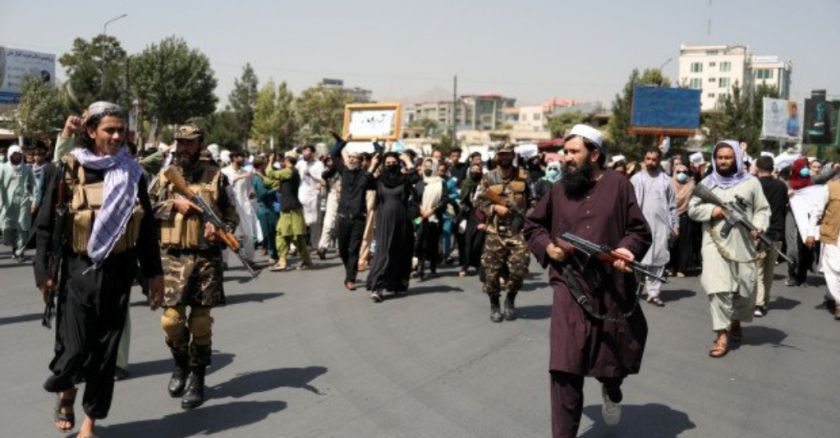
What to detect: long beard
<box><xmin>562</xmin><ymin>159</ymin><xmax>594</xmax><ymax>199</ymax></box>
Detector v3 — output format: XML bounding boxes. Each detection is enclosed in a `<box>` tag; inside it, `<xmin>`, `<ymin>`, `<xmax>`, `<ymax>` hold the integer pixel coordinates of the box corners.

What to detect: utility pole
<box><xmin>452</xmin><ymin>75</ymin><xmax>458</xmax><ymax>148</ymax></box>
<box><xmin>100</xmin><ymin>14</ymin><xmax>127</xmax><ymax>96</ymax></box>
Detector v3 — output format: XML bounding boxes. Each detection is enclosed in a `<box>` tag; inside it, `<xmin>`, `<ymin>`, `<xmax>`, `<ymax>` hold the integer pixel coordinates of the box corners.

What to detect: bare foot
<box><xmin>77</xmin><ymin>416</ymin><xmax>96</xmax><ymax>438</ymax></box>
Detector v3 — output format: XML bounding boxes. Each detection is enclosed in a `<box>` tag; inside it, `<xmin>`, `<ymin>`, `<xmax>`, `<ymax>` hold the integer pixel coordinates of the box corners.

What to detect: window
<box><xmin>521</xmin><ymin>114</ymin><xmax>528</xmax><ymax>121</ymax></box>
<box><xmin>691</xmin><ymin>62</ymin><xmax>703</xmax><ymax>73</ymax></box>
<box><xmin>709</xmin><ymin>77</ymin><xmax>717</xmax><ymax>83</ymax></box>
<box><xmin>690</xmin><ymin>78</ymin><xmax>702</xmax><ymax>89</ymax></box>
<box><xmin>756</xmin><ymin>69</ymin><xmax>774</xmax><ymax>80</ymax></box>
<box><xmin>708</xmin><ymin>93</ymin><xmax>716</xmax><ymax>98</ymax></box>
<box><xmin>533</xmin><ymin>113</ymin><xmax>541</xmax><ymax>121</ymax></box>
<box><xmin>720</xmin><ymin>62</ymin><xmax>731</xmax><ymax>72</ymax></box>
<box><xmin>706</xmin><ymin>50</ymin><xmax>719</xmax><ymax>56</ymax></box>
<box><xmin>709</xmin><ymin>62</ymin><xmax>717</xmax><ymax>67</ymax></box>
<box><xmin>719</xmin><ymin>78</ymin><xmax>731</xmax><ymax>88</ymax></box>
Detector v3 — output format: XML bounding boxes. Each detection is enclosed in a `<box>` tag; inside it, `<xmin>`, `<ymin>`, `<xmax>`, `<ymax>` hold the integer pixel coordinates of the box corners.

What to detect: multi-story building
<box><xmin>678</xmin><ymin>44</ymin><xmax>792</xmax><ymax>111</ymax></box>
<box><xmin>751</xmin><ymin>55</ymin><xmax>793</xmax><ymax>98</ymax></box>
<box><xmin>320</xmin><ymin>78</ymin><xmax>373</xmax><ymax>103</ymax></box>
<box><xmin>406</xmin><ymin>94</ymin><xmax>516</xmax><ymax>131</ymax></box>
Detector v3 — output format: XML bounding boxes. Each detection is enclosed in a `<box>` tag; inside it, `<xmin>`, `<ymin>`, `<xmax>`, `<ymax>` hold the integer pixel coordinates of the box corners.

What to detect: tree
<box><xmin>606</xmin><ymin>68</ymin><xmax>673</xmax><ymax>160</ymax></box>
<box><xmin>547</xmin><ymin>111</ymin><xmax>586</xmax><ymax>139</ymax></box>
<box><xmin>251</xmin><ymin>80</ymin><xmax>297</xmax><ymax>152</ymax></box>
<box><xmin>705</xmin><ymin>83</ymin><xmax>779</xmax><ymax>156</ymax></box>
<box><xmin>130</xmin><ymin>36</ymin><xmax>218</xmax><ymax>125</ymax></box>
<box><xmin>11</xmin><ymin>75</ymin><xmax>67</xmax><ymax>142</ymax></box>
<box><xmin>406</xmin><ymin>118</ymin><xmax>439</xmax><ymax>136</ymax></box>
<box><xmin>59</xmin><ymin>35</ymin><xmax>129</xmax><ymax>112</ymax></box>
<box><xmin>228</xmin><ymin>63</ymin><xmax>259</xmax><ymax>144</ymax></box>
<box><xmin>192</xmin><ymin>110</ymin><xmax>244</xmax><ymax>152</ymax></box>
<box><xmin>294</xmin><ymin>84</ymin><xmax>350</xmax><ymax>144</ymax></box>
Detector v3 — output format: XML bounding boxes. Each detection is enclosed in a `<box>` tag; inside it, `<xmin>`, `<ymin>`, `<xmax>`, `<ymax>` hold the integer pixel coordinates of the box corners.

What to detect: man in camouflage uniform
<box><xmin>478</xmin><ymin>143</ymin><xmax>533</xmax><ymax>323</ymax></box>
<box><xmin>149</xmin><ymin>125</ymin><xmax>239</xmax><ymax>409</ymax></box>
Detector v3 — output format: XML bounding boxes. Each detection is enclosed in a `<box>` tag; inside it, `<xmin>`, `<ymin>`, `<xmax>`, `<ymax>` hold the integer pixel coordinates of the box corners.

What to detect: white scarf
<box><xmin>421</xmin><ymin>174</ymin><xmax>443</xmax><ymax>224</ymax></box>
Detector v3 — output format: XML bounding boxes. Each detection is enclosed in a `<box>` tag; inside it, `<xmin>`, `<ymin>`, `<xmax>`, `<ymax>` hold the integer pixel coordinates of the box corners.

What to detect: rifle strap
<box><xmin>707</xmin><ymin>225</ymin><xmax>757</xmax><ymax>263</ymax></box>
<box><xmin>561</xmin><ymin>266</ymin><xmax>639</xmax><ymax>322</ymax></box>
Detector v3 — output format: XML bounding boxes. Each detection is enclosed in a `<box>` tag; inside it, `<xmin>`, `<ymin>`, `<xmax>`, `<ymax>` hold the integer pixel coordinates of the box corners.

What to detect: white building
<box><xmin>678</xmin><ymin>44</ymin><xmax>792</xmax><ymax>111</ymax></box>
<box><xmin>678</xmin><ymin>45</ymin><xmax>750</xmax><ymax>111</ymax></box>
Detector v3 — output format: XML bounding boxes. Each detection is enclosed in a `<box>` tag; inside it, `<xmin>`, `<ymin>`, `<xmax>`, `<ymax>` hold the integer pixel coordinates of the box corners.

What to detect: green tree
<box><xmin>130</xmin><ymin>36</ymin><xmax>218</xmax><ymax>125</ymax></box>
<box><xmin>192</xmin><ymin>110</ymin><xmax>243</xmax><ymax>152</ymax></box>
<box><xmin>294</xmin><ymin>84</ymin><xmax>350</xmax><ymax>144</ymax></box>
<box><xmin>251</xmin><ymin>80</ymin><xmax>297</xmax><ymax>152</ymax></box>
<box><xmin>547</xmin><ymin>111</ymin><xmax>586</xmax><ymax>139</ymax></box>
<box><xmin>705</xmin><ymin>83</ymin><xmax>779</xmax><ymax>156</ymax></box>
<box><xmin>228</xmin><ymin>63</ymin><xmax>259</xmax><ymax>144</ymax></box>
<box><xmin>606</xmin><ymin>68</ymin><xmax>673</xmax><ymax>160</ymax></box>
<box><xmin>59</xmin><ymin>35</ymin><xmax>129</xmax><ymax>112</ymax></box>
<box><xmin>11</xmin><ymin>75</ymin><xmax>67</xmax><ymax>142</ymax></box>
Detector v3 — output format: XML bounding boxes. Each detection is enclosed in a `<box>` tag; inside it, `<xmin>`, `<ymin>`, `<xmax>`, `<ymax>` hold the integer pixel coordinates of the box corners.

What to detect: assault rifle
<box><xmin>163</xmin><ymin>167</ymin><xmax>261</xmax><ymax>278</ymax></box>
<box><xmin>553</xmin><ymin>232</ymin><xmax>668</xmax><ymax>284</ymax></box>
<box><xmin>42</xmin><ymin>162</ymin><xmax>70</xmax><ymax>329</ymax></box>
<box><xmin>482</xmin><ymin>189</ymin><xmax>526</xmax><ymax>234</ymax></box>
<box><xmin>692</xmin><ymin>184</ymin><xmax>793</xmax><ymax>264</ymax></box>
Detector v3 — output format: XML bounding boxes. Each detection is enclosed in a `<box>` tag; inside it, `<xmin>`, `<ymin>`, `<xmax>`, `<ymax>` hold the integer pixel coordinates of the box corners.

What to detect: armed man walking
<box><xmin>524</xmin><ymin>124</ymin><xmax>652</xmax><ymax>438</ymax></box>
<box><xmin>477</xmin><ymin>142</ymin><xmax>532</xmax><ymax>323</ymax></box>
<box><xmin>149</xmin><ymin>124</ymin><xmax>239</xmax><ymax>409</ymax></box>
<box><xmin>688</xmin><ymin>140</ymin><xmax>770</xmax><ymax>358</ymax></box>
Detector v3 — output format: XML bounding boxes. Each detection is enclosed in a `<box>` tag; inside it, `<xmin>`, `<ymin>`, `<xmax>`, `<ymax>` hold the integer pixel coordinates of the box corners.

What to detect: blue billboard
<box><xmin>631</xmin><ymin>86</ymin><xmax>701</xmax><ymax>130</ymax></box>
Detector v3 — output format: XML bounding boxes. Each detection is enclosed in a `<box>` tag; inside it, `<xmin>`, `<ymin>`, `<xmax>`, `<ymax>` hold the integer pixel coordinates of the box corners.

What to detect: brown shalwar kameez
<box><xmin>524</xmin><ymin>169</ymin><xmax>651</xmax><ymax>438</ymax></box>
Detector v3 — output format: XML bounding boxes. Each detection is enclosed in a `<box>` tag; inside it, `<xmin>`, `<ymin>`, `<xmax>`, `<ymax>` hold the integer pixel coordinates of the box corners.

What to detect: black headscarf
<box><xmin>380</xmin><ymin>152</ymin><xmax>406</xmax><ymax>189</ymax></box>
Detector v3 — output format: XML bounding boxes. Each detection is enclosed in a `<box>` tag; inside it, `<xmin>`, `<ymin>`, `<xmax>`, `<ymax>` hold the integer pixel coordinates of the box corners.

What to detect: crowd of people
<box><xmin>2</xmin><ymin>101</ymin><xmax>840</xmax><ymax>438</ymax></box>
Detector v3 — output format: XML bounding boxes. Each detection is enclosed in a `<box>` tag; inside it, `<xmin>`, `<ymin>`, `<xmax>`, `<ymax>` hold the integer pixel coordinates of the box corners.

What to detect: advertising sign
<box><xmin>0</xmin><ymin>46</ymin><xmax>56</xmax><ymax>104</ymax></box>
<box><xmin>761</xmin><ymin>97</ymin><xmax>801</xmax><ymax>140</ymax></box>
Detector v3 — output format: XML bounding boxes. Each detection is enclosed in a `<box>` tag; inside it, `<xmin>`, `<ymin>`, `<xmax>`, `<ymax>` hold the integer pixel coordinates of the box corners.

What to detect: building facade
<box><xmin>678</xmin><ymin>44</ymin><xmax>792</xmax><ymax>111</ymax></box>
<box><xmin>320</xmin><ymin>78</ymin><xmax>373</xmax><ymax>103</ymax></box>
<box><xmin>406</xmin><ymin>94</ymin><xmax>516</xmax><ymax>131</ymax></box>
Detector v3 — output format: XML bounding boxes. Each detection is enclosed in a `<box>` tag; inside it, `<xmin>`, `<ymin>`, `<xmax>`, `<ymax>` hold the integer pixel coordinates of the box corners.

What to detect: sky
<box><xmin>2</xmin><ymin>0</ymin><xmax>839</xmax><ymax>109</ymax></box>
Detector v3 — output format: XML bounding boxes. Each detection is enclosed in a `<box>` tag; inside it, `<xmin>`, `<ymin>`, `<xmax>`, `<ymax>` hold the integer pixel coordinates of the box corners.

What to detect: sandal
<box><xmin>270</xmin><ymin>262</ymin><xmax>287</xmax><ymax>272</ymax></box>
<box><xmin>647</xmin><ymin>296</ymin><xmax>665</xmax><ymax>307</ymax></box>
<box><xmin>297</xmin><ymin>263</ymin><xmax>313</xmax><ymax>271</ymax></box>
<box><xmin>54</xmin><ymin>388</ymin><xmax>77</xmax><ymax>433</ymax></box>
<box><xmin>709</xmin><ymin>338</ymin><xmax>728</xmax><ymax>358</ymax></box>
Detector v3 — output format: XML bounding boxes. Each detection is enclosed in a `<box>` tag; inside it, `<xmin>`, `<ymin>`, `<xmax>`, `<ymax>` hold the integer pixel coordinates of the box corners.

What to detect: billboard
<box><xmin>804</xmin><ymin>91</ymin><xmax>840</xmax><ymax>145</ymax></box>
<box><xmin>761</xmin><ymin>98</ymin><xmax>801</xmax><ymax>140</ymax></box>
<box><xmin>630</xmin><ymin>86</ymin><xmax>701</xmax><ymax>131</ymax></box>
<box><xmin>0</xmin><ymin>46</ymin><xmax>56</xmax><ymax>104</ymax></box>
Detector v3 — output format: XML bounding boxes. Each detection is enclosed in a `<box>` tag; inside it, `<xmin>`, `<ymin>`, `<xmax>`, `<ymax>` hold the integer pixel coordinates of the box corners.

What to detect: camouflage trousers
<box><xmin>481</xmin><ymin>233</ymin><xmax>530</xmax><ymax>297</ymax></box>
<box><xmin>160</xmin><ymin>248</ymin><xmax>225</xmax><ymax>369</ymax></box>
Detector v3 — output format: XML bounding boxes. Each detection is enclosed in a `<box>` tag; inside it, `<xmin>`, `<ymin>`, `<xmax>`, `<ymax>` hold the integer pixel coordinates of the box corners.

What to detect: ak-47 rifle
<box><xmin>692</xmin><ymin>184</ymin><xmax>793</xmax><ymax>264</ymax></box>
<box><xmin>553</xmin><ymin>232</ymin><xmax>669</xmax><ymax>284</ymax></box>
<box><xmin>482</xmin><ymin>188</ymin><xmax>526</xmax><ymax>234</ymax></box>
<box><xmin>163</xmin><ymin>167</ymin><xmax>261</xmax><ymax>278</ymax></box>
<box><xmin>43</xmin><ymin>162</ymin><xmax>70</xmax><ymax>328</ymax></box>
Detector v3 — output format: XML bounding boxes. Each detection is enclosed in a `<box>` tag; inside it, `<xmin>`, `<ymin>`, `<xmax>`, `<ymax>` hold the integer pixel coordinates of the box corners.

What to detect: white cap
<box><xmin>760</xmin><ymin>151</ymin><xmax>775</xmax><ymax>159</ymax></box>
<box><xmin>611</xmin><ymin>154</ymin><xmax>626</xmax><ymax>163</ymax></box>
<box><xmin>565</xmin><ymin>124</ymin><xmax>605</xmax><ymax>152</ymax></box>
<box><xmin>689</xmin><ymin>152</ymin><xmax>705</xmax><ymax>165</ymax></box>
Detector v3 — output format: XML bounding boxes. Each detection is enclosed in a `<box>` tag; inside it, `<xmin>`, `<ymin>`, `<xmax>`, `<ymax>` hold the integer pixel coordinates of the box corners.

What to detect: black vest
<box><xmin>279</xmin><ymin>169</ymin><xmax>302</xmax><ymax>212</ymax></box>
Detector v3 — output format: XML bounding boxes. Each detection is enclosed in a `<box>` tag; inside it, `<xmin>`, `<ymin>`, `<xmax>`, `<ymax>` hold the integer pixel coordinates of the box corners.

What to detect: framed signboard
<box><xmin>343</xmin><ymin>103</ymin><xmax>402</xmax><ymax>141</ymax></box>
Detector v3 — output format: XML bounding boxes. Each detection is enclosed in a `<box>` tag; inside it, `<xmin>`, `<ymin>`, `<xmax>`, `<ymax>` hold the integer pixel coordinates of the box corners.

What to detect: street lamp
<box><xmin>658</xmin><ymin>58</ymin><xmax>673</xmax><ymax>86</ymax></box>
<box><xmin>103</xmin><ymin>13</ymin><xmax>128</xmax><ymax>37</ymax></box>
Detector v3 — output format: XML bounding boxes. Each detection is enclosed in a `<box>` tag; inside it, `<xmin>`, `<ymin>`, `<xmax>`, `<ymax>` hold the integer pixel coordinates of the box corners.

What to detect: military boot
<box><xmin>503</xmin><ymin>292</ymin><xmax>518</xmax><ymax>321</ymax></box>
<box><xmin>167</xmin><ymin>354</ymin><xmax>189</xmax><ymax>397</ymax></box>
<box><xmin>181</xmin><ymin>367</ymin><xmax>206</xmax><ymax>410</ymax></box>
<box><xmin>490</xmin><ymin>295</ymin><xmax>503</xmax><ymax>323</ymax></box>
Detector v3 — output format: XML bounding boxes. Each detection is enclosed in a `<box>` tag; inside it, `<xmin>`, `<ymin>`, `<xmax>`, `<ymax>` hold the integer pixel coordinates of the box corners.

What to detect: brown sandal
<box><xmin>709</xmin><ymin>339</ymin><xmax>728</xmax><ymax>358</ymax></box>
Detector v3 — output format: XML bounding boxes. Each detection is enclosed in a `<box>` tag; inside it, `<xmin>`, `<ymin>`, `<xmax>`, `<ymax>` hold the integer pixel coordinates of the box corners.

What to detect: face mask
<box><xmin>469</xmin><ymin>172</ymin><xmax>482</xmax><ymax>182</ymax></box>
<box><xmin>385</xmin><ymin>164</ymin><xmax>400</xmax><ymax>174</ymax></box>
<box><xmin>800</xmin><ymin>168</ymin><xmax>810</xmax><ymax>178</ymax></box>
<box><xmin>424</xmin><ymin>168</ymin><xmax>433</xmax><ymax>177</ymax></box>
<box><xmin>0</xmin><ymin>156</ymin><xmax>5</xmax><ymax>163</ymax></box>
<box><xmin>547</xmin><ymin>168</ymin><xmax>561</xmax><ymax>179</ymax></box>
<box><xmin>677</xmin><ymin>173</ymin><xmax>688</xmax><ymax>183</ymax></box>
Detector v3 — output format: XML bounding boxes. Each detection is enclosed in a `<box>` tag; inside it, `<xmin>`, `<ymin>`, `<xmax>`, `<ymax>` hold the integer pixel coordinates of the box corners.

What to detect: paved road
<box><xmin>2</xmin><ymin>246</ymin><xmax>839</xmax><ymax>438</ymax></box>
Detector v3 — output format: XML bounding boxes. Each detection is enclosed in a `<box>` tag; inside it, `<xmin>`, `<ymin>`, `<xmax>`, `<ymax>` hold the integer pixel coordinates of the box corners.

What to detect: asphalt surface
<box><xmin>2</xmin><ymin>246</ymin><xmax>839</xmax><ymax>438</ymax></box>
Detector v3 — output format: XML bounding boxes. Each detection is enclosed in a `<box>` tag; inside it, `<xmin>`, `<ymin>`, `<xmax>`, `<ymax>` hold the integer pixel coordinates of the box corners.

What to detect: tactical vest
<box><xmin>485</xmin><ymin>168</ymin><xmax>530</xmax><ymax>235</ymax></box>
<box><xmin>64</xmin><ymin>156</ymin><xmax>144</xmax><ymax>256</ymax></box>
<box><xmin>158</xmin><ymin>165</ymin><xmax>222</xmax><ymax>250</ymax></box>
